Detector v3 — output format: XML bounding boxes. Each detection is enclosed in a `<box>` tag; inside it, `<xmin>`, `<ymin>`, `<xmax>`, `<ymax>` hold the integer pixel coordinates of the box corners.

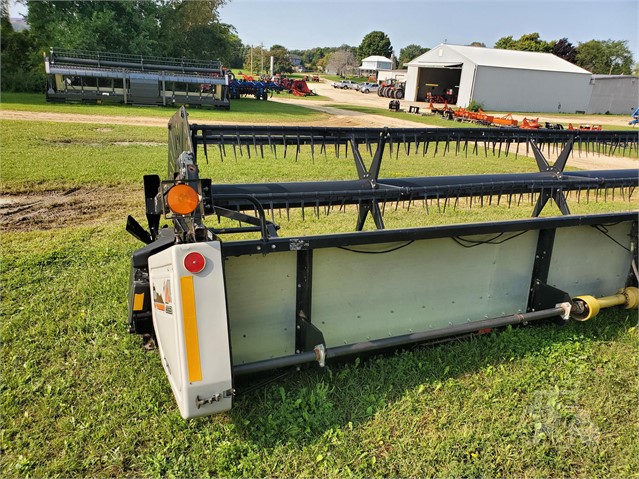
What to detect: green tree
<box><xmin>1</xmin><ymin>14</ymin><xmax>45</xmax><ymax>92</ymax></box>
<box><xmin>576</xmin><ymin>39</ymin><xmax>634</xmax><ymax>74</ymax></box>
<box><xmin>242</xmin><ymin>44</ymin><xmax>268</xmax><ymax>75</ymax></box>
<box><xmin>158</xmin><ymin>0</ymin><xmax>235</xmax><ymax>61</ymax></box>
<box><xmin>398</xmin><ymin>44</ymin><xmax>429</xmax><ymax>66</ymax></box>
<box><xmin>357</xmin><ymin>31</ymin><xmax>392</xmax><ymax>61</ymax></box>
<box><xmin>468</xmin><ymin>42</ymin><xmax>486</xmax><ymax>47</ymax></box>
<box><xmin>224</xmin><ymin>34</ymin><xmax>245</xmax><ymax>69</ymax></box>
<box><xmin>494</xmin><ymin>35</ymin><xmax>515</xmax><ymax>50</ymax></box>
<box><xmin>269</xmin><ymin>44</ymin><xmax>293</xmax><ymax>74</ymax></box>
<box><xmin>27</xmin><ymin>1</ymin><xmax>163</xmax><ymax>55</ymax></box>
<box><xmin>494</xmin><ymin>33</ymin><xmax>553</xmax><ymax>52</ymax></box>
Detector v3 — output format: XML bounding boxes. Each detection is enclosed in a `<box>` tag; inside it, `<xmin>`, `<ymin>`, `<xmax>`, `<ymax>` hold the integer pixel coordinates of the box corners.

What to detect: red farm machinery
<box><xmin>377</xmin><ymin>79</ymin><xmax>405</xmax><ymax>99</ymax></box>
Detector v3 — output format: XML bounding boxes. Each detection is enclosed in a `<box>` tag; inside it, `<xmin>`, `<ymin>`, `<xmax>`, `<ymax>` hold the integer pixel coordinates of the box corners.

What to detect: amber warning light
<box><xmin>167</xmin><ymin>184</ymin><xmax>199</xmax><ymax>215</ymax></box>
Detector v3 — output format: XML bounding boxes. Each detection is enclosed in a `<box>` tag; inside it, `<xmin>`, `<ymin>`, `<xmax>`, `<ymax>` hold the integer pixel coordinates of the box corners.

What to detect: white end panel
<box><xmin>149</xmin><ymin>242</ymin><xmax>232</xmax><ymax>419</ymax></box>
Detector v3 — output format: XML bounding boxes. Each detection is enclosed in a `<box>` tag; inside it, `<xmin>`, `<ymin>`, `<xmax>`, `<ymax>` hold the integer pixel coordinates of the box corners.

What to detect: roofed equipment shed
<box><xmin>405</xmin><ymin>44</ymin><xmax>592</xmax><ymax>113</ymax></box>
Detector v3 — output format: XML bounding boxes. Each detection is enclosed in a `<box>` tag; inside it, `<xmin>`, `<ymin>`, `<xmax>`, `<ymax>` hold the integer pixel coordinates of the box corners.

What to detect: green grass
<box><xmin>0</xmin><ymin>118</ymin><xmax>548</xmax><ymax>194</ymax></box>
<box><xmin>1</xmin><ymin>107</ymin><xmax>638</xmax><ymax>477</ymax></box>
<box><xmin>0</xmin><ymin>92</ymin><xmax>330</xmax><ymax>123</ymax></box>
<box><xmin>1</xmin><ymin>226</ymin><xmax>637</xmax><ymax>477</ymax></box>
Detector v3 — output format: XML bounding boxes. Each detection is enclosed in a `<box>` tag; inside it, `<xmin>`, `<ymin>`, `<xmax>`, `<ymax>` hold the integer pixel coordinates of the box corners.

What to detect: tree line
<box><xmin>1</xmin><ymin>1</ymin><xmax>636</xmax><ymax>93</ymax></box>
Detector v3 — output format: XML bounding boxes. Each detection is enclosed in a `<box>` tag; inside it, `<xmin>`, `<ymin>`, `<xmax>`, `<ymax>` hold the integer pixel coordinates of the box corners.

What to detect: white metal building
<box><xmin>586</xmin><ymin>75</ymin><xmax>639</xmax><ymax>114</ymax></box>
<box><xmin>377</xmin><ymin>69</ymin><xmax>407</xmax><ymax>83</ymax></box>
<box><xmin>404</xmin><ymin>44</ymin><xmax>592</xmax><ymax>113</ymax></box>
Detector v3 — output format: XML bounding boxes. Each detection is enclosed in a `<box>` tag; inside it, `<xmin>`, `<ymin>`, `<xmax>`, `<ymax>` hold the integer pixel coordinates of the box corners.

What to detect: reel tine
<box><xmin>232</xmin><ymin>143</ymin><xmax>237</xmax><ymax>161</ymax></box>
<box><xmin>283</xmin><ymin>134</ymin><xmax>288</xmax><ymax>158</ymax></box>
<box><xmin>203</xmin><ymin>138</ymin><xmax>209</xmax><ymax>163</ymax></box>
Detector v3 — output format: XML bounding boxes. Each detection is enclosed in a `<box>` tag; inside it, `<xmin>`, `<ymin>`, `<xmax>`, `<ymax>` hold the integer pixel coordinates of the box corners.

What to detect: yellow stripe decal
<box><xmin>133</xmin><ymin>293</ymin><xmax>145</xmax><ymax>311</ymax></box>
<box><xmin>180</xmin><ymin>276</ymin><xmax>202</xmax><ymax>383</ymax></box>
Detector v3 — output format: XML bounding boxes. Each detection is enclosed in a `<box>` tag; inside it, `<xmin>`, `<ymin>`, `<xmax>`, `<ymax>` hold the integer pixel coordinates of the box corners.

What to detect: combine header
<box><xmin>44</xmin><ymin>48</ymin><xmax>230</xmax><ymax>109</ymax></box>
<box><xmin>127</xmin><ymin>107</ymin><xmax>638</xmax><ymax>418</ymax></box>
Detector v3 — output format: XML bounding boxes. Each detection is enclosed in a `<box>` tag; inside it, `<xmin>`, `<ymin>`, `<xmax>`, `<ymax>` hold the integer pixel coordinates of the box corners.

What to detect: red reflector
<box><xmin>184</xmin><ymin>252</ymin><xmax>206</xmax><ymax>273</ymax></box>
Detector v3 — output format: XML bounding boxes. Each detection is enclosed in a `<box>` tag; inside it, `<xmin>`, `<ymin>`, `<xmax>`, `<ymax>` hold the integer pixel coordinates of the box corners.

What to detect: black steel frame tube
<box><xmin>232</xmin><ymin>306</ymin><xmax>564</xmax><ymax>376</ymax></box>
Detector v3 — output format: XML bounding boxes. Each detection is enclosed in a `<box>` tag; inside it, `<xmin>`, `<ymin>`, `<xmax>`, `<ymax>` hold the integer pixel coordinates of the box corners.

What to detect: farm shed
<box><xmin>586</xmin><ymin>75</ymin><xmax>639</xmax><ymax>114</ymax></box>
<box><xmin>404</xmin><ymin>44</ymin><xmax>592</xmax><ymax>113</ymax></box>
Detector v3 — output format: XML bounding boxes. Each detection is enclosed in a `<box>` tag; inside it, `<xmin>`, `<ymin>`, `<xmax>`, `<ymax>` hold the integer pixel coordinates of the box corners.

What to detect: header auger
<box><xmin>127</xmin><ymin>107</ymin><xmax>638</xmax><ymax>418</ymax></box>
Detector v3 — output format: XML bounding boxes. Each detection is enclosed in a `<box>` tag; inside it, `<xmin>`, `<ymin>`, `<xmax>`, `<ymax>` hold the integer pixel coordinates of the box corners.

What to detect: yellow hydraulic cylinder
<box><xmin>571</xmin><ymin>286</ymin><xmax>639</xmax><ymax>321</ymax></box>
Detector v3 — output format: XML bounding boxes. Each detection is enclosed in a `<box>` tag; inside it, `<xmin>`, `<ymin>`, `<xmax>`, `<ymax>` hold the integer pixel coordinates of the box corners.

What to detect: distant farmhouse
<box><xmin>359</xmin><ymin>55</ymin><xmax>393</xmax><ymax>78</ymax></box>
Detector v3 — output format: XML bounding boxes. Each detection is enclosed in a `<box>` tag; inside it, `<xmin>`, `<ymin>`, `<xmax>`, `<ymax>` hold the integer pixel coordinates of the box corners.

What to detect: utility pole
<box><xmin>250</xmin><ymin>45</ymin><xmax>253</xmax><ymax>76</ymax></box>
<box><xmin>260</xmin><ymin>42</ymin><xmax>264</xmax><ymax>75</ymax></box>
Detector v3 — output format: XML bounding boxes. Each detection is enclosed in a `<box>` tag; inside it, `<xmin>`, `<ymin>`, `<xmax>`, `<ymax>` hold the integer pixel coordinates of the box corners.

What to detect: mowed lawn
<box><xmin>1</xmin><ymin>96</ymin><xmax>638</xmax><ymax>478</ymax></box>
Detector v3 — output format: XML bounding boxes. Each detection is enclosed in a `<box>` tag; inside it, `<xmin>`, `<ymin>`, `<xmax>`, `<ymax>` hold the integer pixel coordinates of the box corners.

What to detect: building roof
<box><xmin>406</xmin><ymin>44</ymin><xmax>591</xmax><ymax>75</ymax></box>
<box><xmin>362</xmin><ymin>55</ymin><xmax>392</xmax><ymax>63</ymax></box>
<box><xmin>591</xmin><ymin>74</ymin><xmax>638</xmax><ymax>80</ymax></box>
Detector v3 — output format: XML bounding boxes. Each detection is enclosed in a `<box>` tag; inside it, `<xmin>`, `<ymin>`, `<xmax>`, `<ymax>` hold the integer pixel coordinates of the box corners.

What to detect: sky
<box><xmin>9</xmin><ymin>0</ymin><xmax>639</xmax><ymax>60</ymax></box>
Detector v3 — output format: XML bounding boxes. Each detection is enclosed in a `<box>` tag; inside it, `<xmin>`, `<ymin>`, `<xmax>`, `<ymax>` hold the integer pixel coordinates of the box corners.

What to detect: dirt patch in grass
<box><xmin>0</xmin><ymin>186</ymin><xmax>140</xmax><ymax>232</ymax></box>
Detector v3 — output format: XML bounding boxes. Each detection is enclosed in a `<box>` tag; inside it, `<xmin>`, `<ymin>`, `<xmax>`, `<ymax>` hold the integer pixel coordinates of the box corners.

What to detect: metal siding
<box><xmin>405</xmin><ymin>66</ymin><xmax>420</xmax><ymax>101</ymax></box>
<box><xmin>587</xmin><ymin>77</ymin><xmax>639</xmax><ymax>114</ymax></box>
<box><xmin>457</xmin><ymin>63</ymin><xmax>476</xmax><ymax>107</ymax></box>
<box><xmin>225</xmin><ymin>252</ymin><xmax>297</xmax><ymax>364</ymax></box>
<box><xmin>312</xmin><ymin>233</ymin><xmax>537</xmax><ymax>347</ymax></box>
<box><xmin>471</xmin><ymin>66</ymin><xmax>590</xmax><ymax>112</ymax></box>
<box><xmin>547</xmin><ymin>223</ymin><xmax>633</xmax><ymax>298</ymax></box>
